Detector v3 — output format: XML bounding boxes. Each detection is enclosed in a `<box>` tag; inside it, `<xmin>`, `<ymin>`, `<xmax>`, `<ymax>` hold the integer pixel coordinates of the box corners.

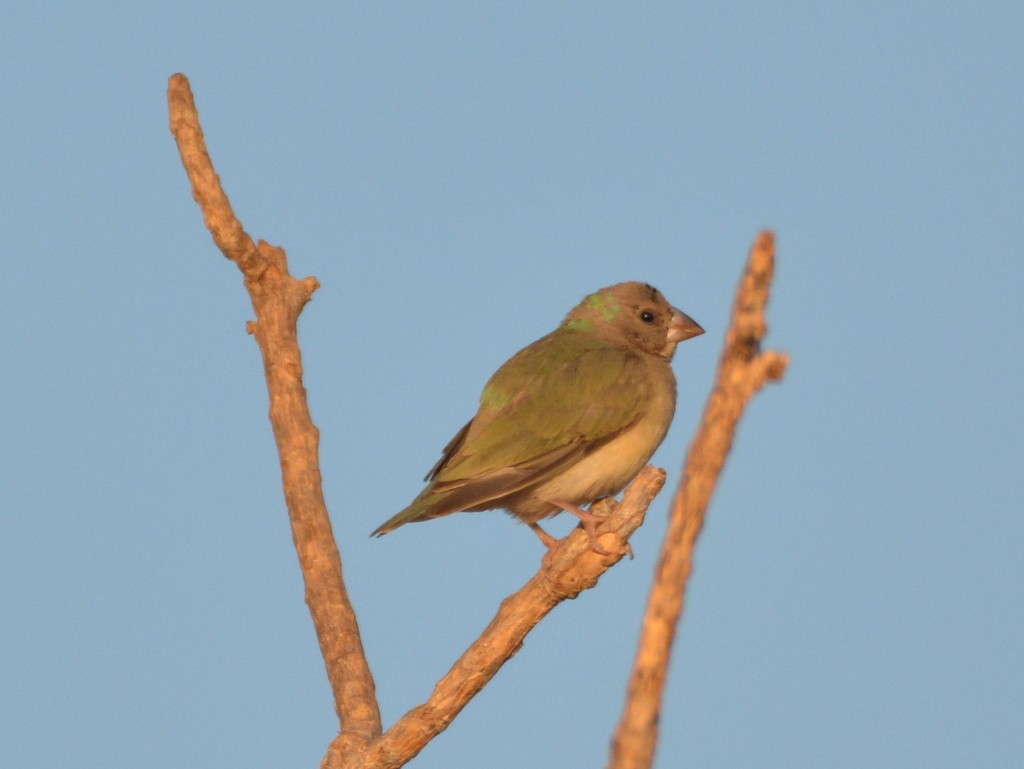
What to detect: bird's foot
<box><xmin>529</xmin><ymin>522</ymin><xmax>562</xmax><ymax>570</ymax></box>
<box><xmin>528</xmin><ymin>522</ymin><xmax>559</xmax><ymax>550</ymax></box>
<box><xmin>549</xmin><ymin>499</ymin><xmax>613</xmax><ymax>556</ymax></box>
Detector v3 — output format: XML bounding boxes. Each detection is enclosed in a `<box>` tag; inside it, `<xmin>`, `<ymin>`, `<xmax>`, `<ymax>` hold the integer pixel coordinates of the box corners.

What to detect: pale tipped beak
<box><xmin>667</xmin><ymin>308</ymin><xmax>704</xmax><ymax>343</ymax></box>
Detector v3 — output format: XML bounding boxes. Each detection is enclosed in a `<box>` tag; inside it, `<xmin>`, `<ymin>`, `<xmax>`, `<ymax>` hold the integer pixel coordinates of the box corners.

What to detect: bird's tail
<box><xmin>370</xmin><ymin>511</ymin><xmax>407</xmax><ymax>538</ymax></box>
<box><xmin>370</xmin><ymin>489</ymin><xmax>435</xmax><ymax>538</ymax></box>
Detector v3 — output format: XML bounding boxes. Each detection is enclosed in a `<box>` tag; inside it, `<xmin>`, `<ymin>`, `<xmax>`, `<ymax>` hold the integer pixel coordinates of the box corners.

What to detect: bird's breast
<box><xmin>516</xmin><ymin>360</ymin><xmax>677</xmax><ymax>520</ymax></box>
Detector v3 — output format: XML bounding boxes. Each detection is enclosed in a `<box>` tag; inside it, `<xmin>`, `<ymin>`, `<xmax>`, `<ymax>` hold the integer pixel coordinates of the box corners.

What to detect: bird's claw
<box><xmin>579</xmin><ymin>520</ymin><xmax>613</xmax><ymax>556</ymax></box>
<box><xmin>549</xmin><ymin>498</ymin><xmax>624</xmax><ymax>558</ymax></box>
<box><xmin>532</xmin><ymin>504</ymin><xmax>632</xmax><ymax>563</ymax></box>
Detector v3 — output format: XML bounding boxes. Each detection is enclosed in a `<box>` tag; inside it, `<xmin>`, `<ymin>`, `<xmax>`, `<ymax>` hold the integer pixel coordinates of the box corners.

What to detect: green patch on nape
<box><xmin>564</xmin><ymin>317</ymin><xmax>596</xmax><ymax>332</ymax></box>
<box><xmin>584</xmin><ymin>291</ymin><xmax>622</xmax><ymax>321</ymax></box>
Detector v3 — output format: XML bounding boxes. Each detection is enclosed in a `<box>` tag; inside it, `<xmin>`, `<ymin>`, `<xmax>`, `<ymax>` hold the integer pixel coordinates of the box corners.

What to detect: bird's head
<box><xmin>562</xmin><ymin>281</ymin><xmax>704</xmax><ymax>360</ymax></box>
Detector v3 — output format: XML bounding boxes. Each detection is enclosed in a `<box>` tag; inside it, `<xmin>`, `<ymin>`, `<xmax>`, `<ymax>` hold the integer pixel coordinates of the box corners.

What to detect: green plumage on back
<box><xmin>372</xmin><ymin>282</ymin><xmax>704</xmax><ymax>551</ymax></box>
<box><xmin>438</xmin><ymin>332</ymin><xmax>648</xmax><ymax>482</ymax></box>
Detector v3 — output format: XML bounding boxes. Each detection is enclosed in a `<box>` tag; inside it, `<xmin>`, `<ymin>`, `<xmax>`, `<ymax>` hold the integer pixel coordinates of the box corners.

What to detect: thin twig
<box><xmin>337</xmin><ymin>467</ymin><xmax>666</xmax><ymax>769</ymax></box>
<box><xmin>167</xmin><ymin>73</ymin><xmax>382</xmax><ymax>752</ymax></box>
<box><xmin>608</xmin><ymin>231</ymin><xmax>789</xmax><ymax>769</ymax></box>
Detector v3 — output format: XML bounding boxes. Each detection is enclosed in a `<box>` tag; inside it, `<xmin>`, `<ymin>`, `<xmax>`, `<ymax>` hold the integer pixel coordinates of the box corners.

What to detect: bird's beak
<box><xmin>667</xmin><ymin>308</ymin><xmax>704</xmax><ymax>343</ymax></box>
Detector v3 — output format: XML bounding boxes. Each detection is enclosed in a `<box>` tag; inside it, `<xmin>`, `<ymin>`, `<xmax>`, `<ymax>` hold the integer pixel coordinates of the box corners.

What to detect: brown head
<box><xmin>562</xmin><ymin>281</ymin><xmax>704</xmax><ymax>359</ymax></box>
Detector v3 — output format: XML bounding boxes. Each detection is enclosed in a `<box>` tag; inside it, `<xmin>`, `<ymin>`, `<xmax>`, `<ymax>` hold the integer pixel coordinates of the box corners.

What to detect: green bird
<box><xmin>372</xmin><ymin>282</ymin><xmax>704</xmax><ymax>554</ymax></box>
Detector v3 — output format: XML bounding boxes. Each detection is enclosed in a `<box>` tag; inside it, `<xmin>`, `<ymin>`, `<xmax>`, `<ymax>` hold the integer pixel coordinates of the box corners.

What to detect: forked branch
<box><xmin>167</xmin><ymin>73</ymin><xmax>677</xmax><ymax>769</ymax></box>
<box><xmin>331</xmin><ymin>468</ymin><xmax>665</xmax><ymax>769</ymax></box>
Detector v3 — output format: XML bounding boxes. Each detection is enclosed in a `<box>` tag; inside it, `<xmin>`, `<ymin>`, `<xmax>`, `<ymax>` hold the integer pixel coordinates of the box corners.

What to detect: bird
<box><xmin>372</xmin><ymin>281</ymin><xmax>704</xmax><ymax>554</ymax></box>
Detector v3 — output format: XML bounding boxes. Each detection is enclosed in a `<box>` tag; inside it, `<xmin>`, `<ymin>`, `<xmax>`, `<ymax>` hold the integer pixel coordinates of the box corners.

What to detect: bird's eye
<box><xmin>640</xmin><ymin>310</ymin><xmax>656</xmax><ymax>323</ymax></box>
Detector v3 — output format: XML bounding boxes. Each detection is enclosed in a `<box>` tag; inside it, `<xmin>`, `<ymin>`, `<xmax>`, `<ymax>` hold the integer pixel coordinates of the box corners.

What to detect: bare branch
<box><xmin>608</xmin><ymin>231</ymin><xmax>789</xmax><ymax>769</ymax></box>
<box><xmin>167</xmin><ymin>73</ymin><xmax>785</xmax><ymax>769</ymax></box>
<box><xmin>167</xmin><ymin>74</ymin><xmax>382</xmax><ymax>751</ymax></box>
<box><xmin>336</xmin><ymin>467</ymin><xmax>666</xmax><ymax>769</ymax></box>
<box><xmin>167</xmin><ymin>74</ymin><xmax>258</xmax><ymax>273</ymax></box>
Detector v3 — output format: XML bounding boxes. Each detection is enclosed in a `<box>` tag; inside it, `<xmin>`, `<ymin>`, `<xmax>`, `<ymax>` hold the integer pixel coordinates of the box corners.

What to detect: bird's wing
<box><xmin>423</xmin><ymin>418</ymin><xmax>472</xmax><ymax>482</ymax></box>
<box><xmin>430</xmin><ymin>332</ymin><xmax>650</xmax><ymax>500</ymax></box>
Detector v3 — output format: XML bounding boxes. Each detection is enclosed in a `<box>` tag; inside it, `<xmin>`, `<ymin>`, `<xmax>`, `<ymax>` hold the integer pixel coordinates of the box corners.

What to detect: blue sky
<box><xmin>2</xmin><ymin>3</ymin><xmax>1021</xmax><ymax>768</ymax></box>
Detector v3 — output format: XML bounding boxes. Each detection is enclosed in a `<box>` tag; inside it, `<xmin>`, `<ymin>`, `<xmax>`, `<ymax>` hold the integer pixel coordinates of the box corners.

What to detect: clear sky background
<box><xmin>2</xmin><ymin>3</ymin><xmax>1021</xmax><ymax>768</ymax></box>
